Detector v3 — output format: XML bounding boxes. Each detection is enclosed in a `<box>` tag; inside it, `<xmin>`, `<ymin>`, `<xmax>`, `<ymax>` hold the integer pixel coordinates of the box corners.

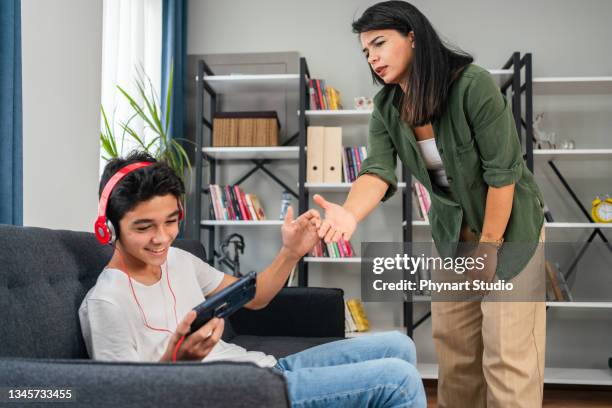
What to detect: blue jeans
<box><xmin>274</xmin><ymin>331</ymin><xmax>426</xmax><ymax>408</ymax></box>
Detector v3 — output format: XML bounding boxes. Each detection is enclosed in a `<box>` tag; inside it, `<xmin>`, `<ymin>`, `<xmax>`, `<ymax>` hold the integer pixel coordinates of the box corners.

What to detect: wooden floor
<box><xmin>424</xmin><ymin>382</ymin><xmax>612</xmax><ymax>407</ymax></box>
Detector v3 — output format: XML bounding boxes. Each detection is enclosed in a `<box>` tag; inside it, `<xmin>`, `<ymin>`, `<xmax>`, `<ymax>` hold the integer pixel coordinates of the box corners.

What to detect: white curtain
<box><xmin>100</xmin><ymin>0</ymin><xmax>162</xmax><ymax>174</ymax></box>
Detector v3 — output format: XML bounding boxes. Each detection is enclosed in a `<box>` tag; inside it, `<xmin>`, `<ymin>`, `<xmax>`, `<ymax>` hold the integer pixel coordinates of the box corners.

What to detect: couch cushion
<box><xmin>0</xmin><ymin>225</ymin><xmax>227</xmax><ymax>359</ymax></box>
<box><xmin>231</xmin><ymin>335</ymin><xmax>344</xmax><ymax>359</ymax></box>
<box><xmin>0</xmin><ymin>358</ymin><xmax>290</xmax><ymax>407</ymax></box>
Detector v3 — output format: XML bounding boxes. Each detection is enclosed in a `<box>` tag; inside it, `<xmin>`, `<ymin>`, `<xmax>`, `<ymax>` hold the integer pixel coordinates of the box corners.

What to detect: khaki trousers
<box><xmin>431</xmin><ymin>227</ymin><xmax>546</xmax><ymax>408</ymax></box>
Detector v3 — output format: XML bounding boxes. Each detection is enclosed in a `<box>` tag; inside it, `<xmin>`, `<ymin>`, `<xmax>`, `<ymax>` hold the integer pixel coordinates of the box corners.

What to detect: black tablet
<box><xmin>188</xmin><ymin>271</ymin><xmax>257</xmax><ymax>335</ymax></box>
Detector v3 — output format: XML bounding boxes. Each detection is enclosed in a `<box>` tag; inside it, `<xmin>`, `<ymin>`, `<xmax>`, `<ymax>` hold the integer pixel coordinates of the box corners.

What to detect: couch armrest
<box><xmin>230</xmin><ymin>287</ymin><xmax>345</xmax><ymax>338</ymax></box>
<box><xmin>0</xmin><ymin>358</ymin><xmax>289</xmax><ymax>408</ymax></box>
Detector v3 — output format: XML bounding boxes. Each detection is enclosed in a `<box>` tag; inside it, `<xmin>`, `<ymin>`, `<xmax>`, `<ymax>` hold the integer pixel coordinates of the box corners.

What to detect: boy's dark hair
<box><xmin>99</xmin><ymin>151</ymin><xmax>185</xmax><ymax>237</ymax></box>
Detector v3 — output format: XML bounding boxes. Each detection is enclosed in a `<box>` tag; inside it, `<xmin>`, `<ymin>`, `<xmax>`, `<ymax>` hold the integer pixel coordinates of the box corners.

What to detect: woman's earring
<box><xmin>412</xmin><ymin>42</ymin><xmax>415</xmax><ymax>49</ymax></box>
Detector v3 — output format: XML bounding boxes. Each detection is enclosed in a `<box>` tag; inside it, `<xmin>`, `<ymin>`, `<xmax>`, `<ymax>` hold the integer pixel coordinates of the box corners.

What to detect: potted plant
<box><xmin>100</xmin><ymin>65</ymin><xmax>191</xmax><ymax>183</ymax></box>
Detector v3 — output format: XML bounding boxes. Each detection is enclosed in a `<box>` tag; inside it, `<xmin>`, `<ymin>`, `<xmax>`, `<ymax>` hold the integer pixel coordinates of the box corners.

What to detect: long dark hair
<box><xmin>352</xmin><ymin>1</ymin><xmax>473</xmax><ymax>126</ymax></box>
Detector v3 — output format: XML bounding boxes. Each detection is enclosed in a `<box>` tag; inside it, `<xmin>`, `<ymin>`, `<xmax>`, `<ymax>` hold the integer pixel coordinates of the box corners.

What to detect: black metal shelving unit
<box><xmin>193</xmin><ymin>53</ymin><xmax>528</xmax><ymax>337</ymax></box>
<box><xmin>194</xmin><ymin>59</ymin><xmax>301</xmax><ymax>266</ymax></box>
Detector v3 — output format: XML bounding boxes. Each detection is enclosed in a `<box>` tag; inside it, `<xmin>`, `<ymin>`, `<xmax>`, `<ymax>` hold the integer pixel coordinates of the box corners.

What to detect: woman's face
<box><xmin>360</xmin><ymin>29</ymin><xmax>414</xmax><ymax>85</ymax></box>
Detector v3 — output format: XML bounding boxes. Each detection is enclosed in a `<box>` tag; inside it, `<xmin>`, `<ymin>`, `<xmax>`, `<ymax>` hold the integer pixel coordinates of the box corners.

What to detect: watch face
<box><xmin>596</xmin><ymin>201</ymin><xmax>612</xmax><ymax>222</ymax></box>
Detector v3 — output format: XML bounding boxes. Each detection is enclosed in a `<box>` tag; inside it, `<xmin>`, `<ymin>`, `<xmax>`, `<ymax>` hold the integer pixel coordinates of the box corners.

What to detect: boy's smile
<box><xmin>114</xmin><ymin>193</ymin><xmax>181</xmax><ymax>278</ymax></box>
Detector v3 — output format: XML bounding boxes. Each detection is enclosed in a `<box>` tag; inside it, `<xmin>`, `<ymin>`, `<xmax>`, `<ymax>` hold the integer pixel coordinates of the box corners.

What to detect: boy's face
<box><xmin>117</xmin><ymin>194</ymin><xmax>181</xmax><ymax>267</ymax></box>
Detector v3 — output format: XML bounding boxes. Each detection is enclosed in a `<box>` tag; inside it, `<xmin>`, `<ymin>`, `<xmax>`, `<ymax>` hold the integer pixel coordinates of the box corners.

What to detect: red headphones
<box><xmin>94</xmin><ymin>161</ymin><xmax>184</xmax><ymax>245</ymax></box>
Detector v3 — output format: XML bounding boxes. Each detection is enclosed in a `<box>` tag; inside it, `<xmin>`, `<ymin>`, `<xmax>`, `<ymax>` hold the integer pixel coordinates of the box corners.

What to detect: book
<box><xmin>227</xmin><ymin>185</ymin><xmax>241</xmax><ymax>220</ymax></box>
<box><xmin>308</xmin><ymin>79</ymin><xmax>318</xmax><ymax>110</ymax></box>
<box><xmin>209</xmin><ymin>185</ymin><xmax>221</xmax><ymax>220</ymax></box>
<box><xmin>414</xmin><ymin>181</ymin><xmax>431</xmax><ymax>222</ymax></box>
<box><xmin>344</xmin><ymin>301</ymin><xmax>357</xmax><ymax>333</ymax></box>
<box><xmin>217</xmin><ymin>185</ymin><xmax>229</xmax><ymax>220</ymax></box>
<box><xmin>316</xmin><ymin>80</ymin><xmax>325</xmax><ymax>110</ymax></box>
<box><xmin>412</xmin><ymin>186</ymin><xmax>424</xmax><ymax>220</ymax></box>
<box><xmin>235</xmin><ymin>185</ymin><xmax>252</xmax><ymax>221</ymax></box>
<box><xmin>346</xmin><ymin>299</ymin><xmax>370</xmax><ymax>332</ymax></box>
<box><xmin>245</xmin><ymin>193</ymin><xmax>259</xmax><ymax>221</ymax></box>
<box><xmin>250</xmin><ymin>194</ymin><xmax>266</xmax><ymax>220</ymax></box>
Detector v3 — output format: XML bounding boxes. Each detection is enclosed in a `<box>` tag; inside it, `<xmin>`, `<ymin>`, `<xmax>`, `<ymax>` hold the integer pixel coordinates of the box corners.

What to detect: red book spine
<box><xmin>239</xmin><ymin>188</ymin><xmax>252</xmax><ymax>220</ymax></box>
<box><xmin>316</xmin><ymin>80</ymin><xmax>325</xmax><ymax>111</ymax></box>
<box><xmin>234</xmin><ymin>185</ymin><xmax>250</xmax><ymax>220</ymax></box>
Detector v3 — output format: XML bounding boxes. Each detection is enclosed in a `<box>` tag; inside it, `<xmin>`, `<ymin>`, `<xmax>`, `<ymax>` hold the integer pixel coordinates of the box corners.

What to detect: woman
<box><xmin>314</xmin><ymin>2</ymin><xmax>546</xmax><ymax>407</ymax></box>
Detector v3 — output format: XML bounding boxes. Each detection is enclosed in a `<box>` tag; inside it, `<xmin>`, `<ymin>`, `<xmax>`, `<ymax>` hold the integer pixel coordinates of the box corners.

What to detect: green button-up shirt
<box><xmin>358</xmin><ymin>64</ymin><xmax>545</xmax><ymax>280</ymax></box>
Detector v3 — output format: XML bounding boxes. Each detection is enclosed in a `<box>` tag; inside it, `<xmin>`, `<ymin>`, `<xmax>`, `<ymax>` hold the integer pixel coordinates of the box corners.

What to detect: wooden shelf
<box><xmin>546</xmin><ymin>301</ymin><xmax>612</xmax><ymax>309</ymax></box>
<box><xmin>544</xmin><ymin>367</ymin><xmax>612</xmax><ymax>386</ymax></box>
<box><xmin>202</xmin><ymin>74</ymin><xmax>301</xmax><ymax>94</ymax></box>
<box><xmin>202</xmin><ymin>146</ymin><xmax>299</xmax><ymax>160</ymax></box>
<box><xmin>302</xmin><ymin>109</ymin><xmax>372</xmax><ymax>126</ymax></box>
<box><xmin>533</xmin><ymin>76</ymin><xmax>612</xmax><ymax>95</ymax></box>
<box><xmin>201</xmin><ymin>220</ymin><xmax>283</xmax><ymax>226</ymax></box>
<box><xmin>545</xmin><ymin>222</ymin><xmax>612</xmax><ymax>229</ymax></box>
<box><xmin>534</xmin><ymin>149</ymin><xmax>612</xmax><ymax>160</ymax></box>
<box><xmin>303</xmin><ymin>257</ymin><xmax>361</xmax><ymax>263</ymax></box>
<box><xmin>488</xmin><ymin>69</ymin><xmax>513</xmax><ymax>86</ymax></box>
<box><xmin>346</xmin><ymin>326</ymin><xmax>406</xmax><ymax>338</ymax></box>
<box><xmin>304</xmin><ymin>182</ymin><xmax>407</xmax><ymax>192</ymax></box>
<box><xmin>412</xmin><ymin>297</ymin><xmax>612</xmax><ymax>309</ymax></box>
<box><xmin>402</xmin><ymin>220</ymin><xmax>430</xmax><ymax>227</ymax></box>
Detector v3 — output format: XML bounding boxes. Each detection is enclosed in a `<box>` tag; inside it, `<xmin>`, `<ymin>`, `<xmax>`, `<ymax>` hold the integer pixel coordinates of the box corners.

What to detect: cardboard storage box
<box><xmin>212</xmin><ymin>111</ymin><xmax>280</xmax><ymax>147</ymax></box>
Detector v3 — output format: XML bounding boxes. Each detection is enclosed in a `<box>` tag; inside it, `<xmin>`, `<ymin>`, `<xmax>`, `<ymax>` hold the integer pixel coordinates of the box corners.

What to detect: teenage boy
<box><xmin>79</xmin><ymin>151</ymin><xmax>426</xmax><ymax>407</ymax></box>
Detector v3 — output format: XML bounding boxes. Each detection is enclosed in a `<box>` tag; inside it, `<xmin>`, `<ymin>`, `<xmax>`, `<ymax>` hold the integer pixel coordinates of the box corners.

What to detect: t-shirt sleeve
<box><xmin>191</xmin><ymin>255</ymin><xmax>226</xmax><ymax>296</ymax></box>
<box><xmin>81</xmin><ymin>298</ymin><xmax>140</xmax><ymax>361</ymax></box>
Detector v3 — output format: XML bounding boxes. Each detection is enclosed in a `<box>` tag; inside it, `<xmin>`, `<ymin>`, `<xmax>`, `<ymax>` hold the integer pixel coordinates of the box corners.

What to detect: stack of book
<box><xmin>412</xmin><ymin>181</ymin><xmax>431</xmax><ymax>222</ymax></box>
<box><xmin>209</xmin><ymin>184</ymin><xmax>266</xmax><ymax>221</ymax></box>
<box><xmin>342</xmin><ymin>146</ymin><xmax>367</xmax><ymax>183</ymax></box>
<box><xmin>309</xmin><ymin>239</ymin><xmax>355</xmax><ymax>258</ymax></box>
<box><xmin>345</xmin><ymin>299</ymin><xmax>370</xmax><ymax>333</ymax></box>
<box><xmin>308</xmin><ymin>79</ymin><xmax>342</xmax><ymax>110</ymax></box>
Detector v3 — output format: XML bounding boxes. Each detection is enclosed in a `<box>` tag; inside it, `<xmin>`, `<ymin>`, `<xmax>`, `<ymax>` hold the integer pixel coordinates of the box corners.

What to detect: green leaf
<box><xmin>164</xmin><ymin>62</ymin><xmax>174</xmax><ymax>135</ymax></box>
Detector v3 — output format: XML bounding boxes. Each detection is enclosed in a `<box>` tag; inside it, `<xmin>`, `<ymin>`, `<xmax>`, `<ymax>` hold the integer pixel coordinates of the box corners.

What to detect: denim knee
<box><xmin>378</xmin><ymin>331</ymin><xmax>417</xmax><ymax>365</ymax></box>
<box><xmin>378</xmin><ymin>357</ymin><xmax>425</xmax><ymax>407</ymax></box>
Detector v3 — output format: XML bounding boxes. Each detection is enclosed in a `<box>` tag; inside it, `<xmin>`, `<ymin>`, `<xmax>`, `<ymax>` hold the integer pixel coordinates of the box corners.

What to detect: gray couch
<box><xmin>0</xmin><ymin>225</ymin><xmax>345</xmax><ymax>407</ymax></box>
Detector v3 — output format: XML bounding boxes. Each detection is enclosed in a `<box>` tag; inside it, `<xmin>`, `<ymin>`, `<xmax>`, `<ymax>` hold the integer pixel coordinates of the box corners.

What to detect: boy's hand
<box><xmin>281</xmin><ymin>206</ymin><xmax>321</xmax><ymax>260</ymax></box>
<box><xmin>160</xmin><ymin>311</ymin><xmax>224</xmax><ymax>362</ymax></box>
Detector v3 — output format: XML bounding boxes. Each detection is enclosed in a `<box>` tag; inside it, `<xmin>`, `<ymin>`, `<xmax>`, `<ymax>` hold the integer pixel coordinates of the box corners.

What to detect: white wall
<box><xmin>22</xmin><ymin>0</ymin><xmax>103</xmax><ymax>232</ymax></box>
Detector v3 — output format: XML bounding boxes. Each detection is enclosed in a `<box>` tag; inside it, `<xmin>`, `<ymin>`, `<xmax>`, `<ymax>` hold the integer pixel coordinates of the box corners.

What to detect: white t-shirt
<box><xmin>78</xmin><ymin>247</ymin><xmax>277</xmax><ymax>368</ymax></box>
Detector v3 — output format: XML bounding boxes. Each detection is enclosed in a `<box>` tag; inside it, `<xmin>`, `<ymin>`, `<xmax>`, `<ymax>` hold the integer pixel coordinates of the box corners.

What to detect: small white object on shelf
<box><xmin>202</xmin><ymin>146</ymin><xmax>299</xmax><ymax>160</ymax></box>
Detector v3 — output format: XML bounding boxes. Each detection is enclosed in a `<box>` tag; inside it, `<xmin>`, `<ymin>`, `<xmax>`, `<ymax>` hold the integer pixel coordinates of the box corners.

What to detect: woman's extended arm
<box><xmin>314</xmin><ymin>173</ymin><xmax>389</xmax><ymax>242</ymax></box>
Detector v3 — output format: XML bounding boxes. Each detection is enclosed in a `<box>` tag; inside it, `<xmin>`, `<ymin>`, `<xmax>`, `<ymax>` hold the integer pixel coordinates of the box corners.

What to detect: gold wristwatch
<box><xmin>479</xmin><ymin>235</ymin><xmax>504</xmax><ymax>250</ymax></box>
